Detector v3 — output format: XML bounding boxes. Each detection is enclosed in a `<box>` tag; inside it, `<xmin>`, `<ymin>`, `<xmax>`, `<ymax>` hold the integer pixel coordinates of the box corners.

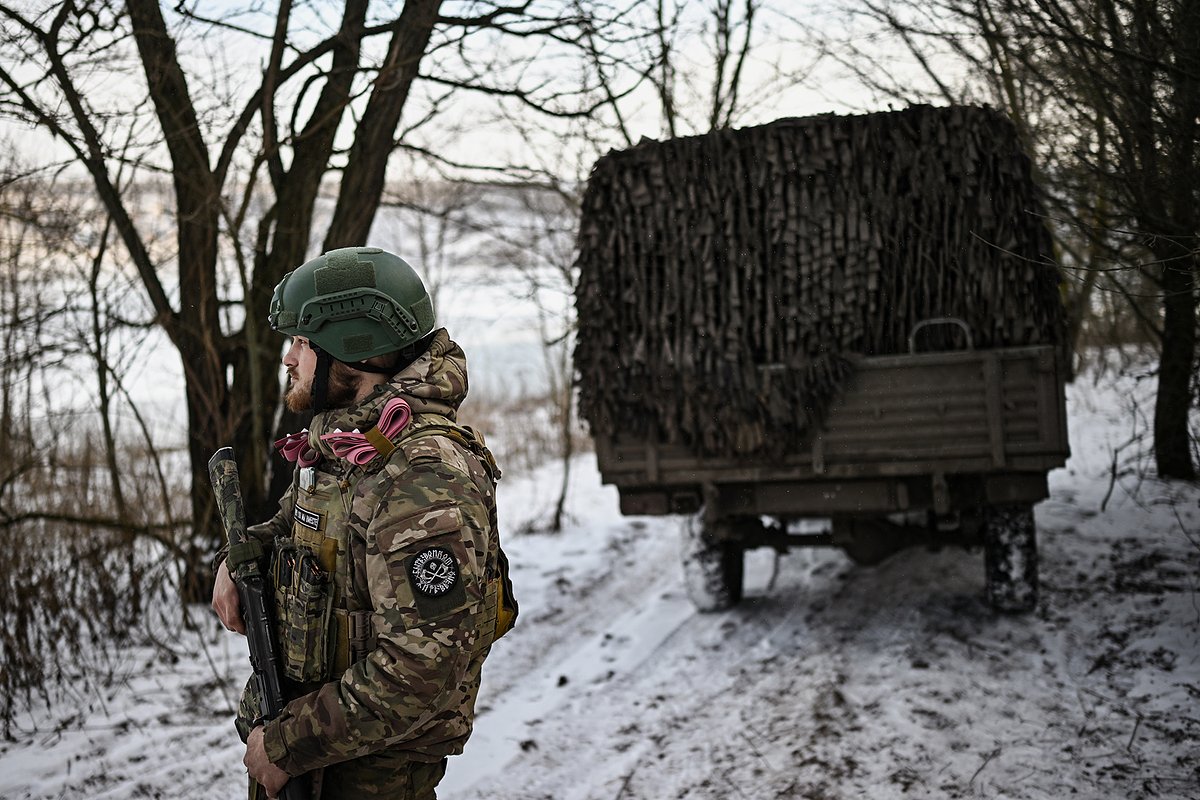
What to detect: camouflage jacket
<box><xmin>243</xmin><ymin>329</ymin><xmax>512</xmax><ymax>795</ymax></box>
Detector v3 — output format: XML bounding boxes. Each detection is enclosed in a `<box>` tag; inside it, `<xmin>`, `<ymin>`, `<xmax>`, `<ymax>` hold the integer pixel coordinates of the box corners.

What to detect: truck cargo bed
<box><xmin>596</xmin><ymin>345</ymin><xmax>1069</xmax><ymax>517</ymax></box>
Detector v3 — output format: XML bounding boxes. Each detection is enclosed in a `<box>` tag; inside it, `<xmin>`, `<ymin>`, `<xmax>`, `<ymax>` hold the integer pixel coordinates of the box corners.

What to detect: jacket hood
<box><xmin>307</xmin><ymin>328</ymin><xmax>468</xmax><ymax>462</ymax></box>
<box><xmin>389</xmin><ymin>327</ymin><xmax>468</xmax><ymax>417</ymax></box>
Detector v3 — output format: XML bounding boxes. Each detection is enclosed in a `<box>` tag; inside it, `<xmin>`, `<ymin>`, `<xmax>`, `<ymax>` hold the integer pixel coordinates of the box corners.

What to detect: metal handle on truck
<box><xmin>908</xmin><ymin>317</ymin><xmax>974</xmax><ymax>354</ymax></box>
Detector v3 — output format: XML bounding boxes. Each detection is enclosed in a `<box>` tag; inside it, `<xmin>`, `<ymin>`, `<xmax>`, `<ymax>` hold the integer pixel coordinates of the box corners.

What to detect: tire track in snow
<box><xmin>441</xmin><ymin>587</ymin><xmax>696</xmax><ymax>794</ymax></box>
<box><xmin>441</xmin><ymin>519</ymin><xmax>698</xmax><ymax>796</ymax></box>
<box><xmin>452</xmin><ymin>545</ymin><xmax>859</xmax><ymax>800</ymax></box>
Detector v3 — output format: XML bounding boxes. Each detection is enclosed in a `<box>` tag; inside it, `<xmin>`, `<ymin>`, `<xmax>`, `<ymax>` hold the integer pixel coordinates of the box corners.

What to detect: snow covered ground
<box><xmin>1</xmin><ymin>367</ymin><xmax>1197</xmax><ymax>799</ymax></box>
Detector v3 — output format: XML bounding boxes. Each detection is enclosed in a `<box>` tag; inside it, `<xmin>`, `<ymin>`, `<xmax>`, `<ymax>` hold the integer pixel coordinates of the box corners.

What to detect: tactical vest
<box><xmin>271</xmin><ymin>418</ymin><xmax>517</xmax><ymax>689</ymax></box>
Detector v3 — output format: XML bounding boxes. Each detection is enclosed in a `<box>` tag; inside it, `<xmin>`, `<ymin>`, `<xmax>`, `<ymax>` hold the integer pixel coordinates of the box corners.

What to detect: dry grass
<box><xmin>0</xmin><ymin>420</ymin><xmax>186</xmax><ymax>739</ymax></box>
<box><xmin>459</xmin><ymin>382</ymin><xmax>590</xmax><ymax>479</ymax></box>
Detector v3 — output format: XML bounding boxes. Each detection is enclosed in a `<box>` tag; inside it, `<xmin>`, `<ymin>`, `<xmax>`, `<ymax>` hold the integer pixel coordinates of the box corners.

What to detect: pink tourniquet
<box><xmin>320</xmin><ymin>397</ymin><xmax>413</xmax><ymax>466</ymax></box>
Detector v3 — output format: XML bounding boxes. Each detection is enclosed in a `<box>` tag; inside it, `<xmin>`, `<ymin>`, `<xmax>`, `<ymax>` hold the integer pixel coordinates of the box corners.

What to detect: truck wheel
<box><xmin>983</xmin><ymin>503</ymin><xmax>1038</xmax><ymax>613</ymax></box>
<box><xmin>681</xmin><ymin>515</ymin><xmax>744</xmax><ymax>612</ymax></box>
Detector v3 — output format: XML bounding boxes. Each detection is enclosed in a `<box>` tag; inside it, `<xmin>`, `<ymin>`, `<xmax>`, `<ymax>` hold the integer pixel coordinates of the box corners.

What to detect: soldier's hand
<box><xmin>211</xmin><ymin>560</ymin><xmax>245</xmax><ymax>635</ymax></box>
<box><xmin>245</xmin><ymin>726</ymin><xmax>290</xmax><ymax>798</ymax></box>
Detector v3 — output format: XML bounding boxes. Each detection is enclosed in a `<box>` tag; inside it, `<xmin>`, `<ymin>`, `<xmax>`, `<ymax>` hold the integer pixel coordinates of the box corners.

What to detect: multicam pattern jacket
<box><xmin>239</xmin><ymin>329</ymin><xmax>512</xmax><ymax>798</ymax></box>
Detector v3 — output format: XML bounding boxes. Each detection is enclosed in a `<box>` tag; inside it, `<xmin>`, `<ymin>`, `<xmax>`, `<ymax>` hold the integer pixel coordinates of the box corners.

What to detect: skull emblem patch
<box><xmin>409</xmin><ymin>547</ymin><xmax>458</xmax><ymax>597</ymax></box>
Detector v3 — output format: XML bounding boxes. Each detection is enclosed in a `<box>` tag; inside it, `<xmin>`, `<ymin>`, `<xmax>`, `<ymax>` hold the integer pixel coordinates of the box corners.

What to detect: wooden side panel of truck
<box><xmin>596</xmin><ymin>345</ymin><xmax>1070</xmax><ymax>520</ymax></box>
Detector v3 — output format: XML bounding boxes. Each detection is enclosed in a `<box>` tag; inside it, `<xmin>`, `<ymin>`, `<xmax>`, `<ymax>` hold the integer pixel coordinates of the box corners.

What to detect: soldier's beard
<box><xmin>285</xmin><ymin>362</ymin><xmax>360</xmax><ymax>412</ymax></box>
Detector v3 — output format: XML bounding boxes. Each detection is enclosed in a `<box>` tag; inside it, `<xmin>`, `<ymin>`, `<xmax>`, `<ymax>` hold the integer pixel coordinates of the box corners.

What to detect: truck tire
<box><xmin>984</xmin><ymin>503</ymin><xmax>1038</xmax><ymax>613</ymax></box>
<box><xmin>681</xmin><ymin>514</ymin><xmax>744</xmax><ymax>612</ymax></box>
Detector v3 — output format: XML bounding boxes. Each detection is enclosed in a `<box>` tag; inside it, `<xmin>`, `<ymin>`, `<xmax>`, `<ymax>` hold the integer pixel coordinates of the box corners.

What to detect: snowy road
<box><xmin>444</xmin><ymin>471</ymin><xmax>1198</xmax><ymax>800</ymax></box>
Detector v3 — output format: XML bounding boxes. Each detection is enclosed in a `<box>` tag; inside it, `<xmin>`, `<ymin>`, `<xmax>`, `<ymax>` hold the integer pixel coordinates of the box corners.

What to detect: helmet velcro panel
<box><xmin>342</xmin><ymin>333</ymin><xmax>375</xmax><ymax>357</ymax></box>
<box><xmin>314</xmin><ymin>249</ymin><xmax>378</xmax><ymax>295</ymax></box>
<box><xmin>410</xmin><ymin>294</ymin><xmax>435</xmax><ymax>337</ymax></box>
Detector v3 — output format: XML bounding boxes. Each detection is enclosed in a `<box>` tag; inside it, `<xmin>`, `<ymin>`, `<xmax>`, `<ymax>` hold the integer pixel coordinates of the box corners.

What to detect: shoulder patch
<box><xmin>404</xmin><ymin>544</ymin><xmax>467</xmax><ymax>619</ymax></box>
<box><xmin>408</xmin><ymin>547</ymin><xmax>459</xmax><ymax>597</ymax></box>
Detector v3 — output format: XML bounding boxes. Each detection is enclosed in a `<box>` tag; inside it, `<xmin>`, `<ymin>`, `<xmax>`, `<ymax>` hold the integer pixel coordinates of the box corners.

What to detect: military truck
<box><xmin>574</xmin><ymin>105</ymin><xmax>1069</xmax><ymax>613</ymax></box>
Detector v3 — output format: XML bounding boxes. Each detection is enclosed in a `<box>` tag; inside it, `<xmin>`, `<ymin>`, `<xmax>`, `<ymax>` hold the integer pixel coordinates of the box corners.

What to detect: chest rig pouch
<box><xmin>273</xmin><ymin>464</ymin><xmax>353</xmax><ymax>685</ymax></box>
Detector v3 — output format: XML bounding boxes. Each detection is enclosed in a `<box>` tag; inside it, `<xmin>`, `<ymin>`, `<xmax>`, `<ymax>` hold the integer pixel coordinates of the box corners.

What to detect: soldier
<box><xmin>211</xmin><ymin>246</ymin><xmax>517</xmax><ymax>799</ymax></box>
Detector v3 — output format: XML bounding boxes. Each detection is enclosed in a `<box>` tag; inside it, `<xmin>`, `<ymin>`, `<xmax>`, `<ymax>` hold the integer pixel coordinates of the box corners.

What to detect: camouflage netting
<box><xmin>574</xmin><ymin>104</ymin><xmax>1064</xmax><ymax>460</ymax></box>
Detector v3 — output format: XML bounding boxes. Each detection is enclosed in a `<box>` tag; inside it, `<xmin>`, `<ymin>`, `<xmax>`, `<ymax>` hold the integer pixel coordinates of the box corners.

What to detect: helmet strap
<box><xmin>345</xmin><ymin>360</ymin><xmax>396</xmax><ymax>376</ymax></box>
<box><xmin>309</xmin><ymin>332</ymin><xmax>437</xmax><ymax>410</ymax></box>
<box><xmin>311</xmin><ymin>345</ymin><xmax>334</xmax><ymax>413</ymax></box>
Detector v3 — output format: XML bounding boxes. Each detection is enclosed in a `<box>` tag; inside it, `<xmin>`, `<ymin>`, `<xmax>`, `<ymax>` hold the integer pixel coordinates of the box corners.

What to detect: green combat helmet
<box><xmin>269</xmin><ymin>246</ymin><xmax>435</xmax><ymax>362</ymax></box>
<box><xmin>269</xmin><ymin>246</ymin><xmax>435</xmax><ymax>410</ymax></box>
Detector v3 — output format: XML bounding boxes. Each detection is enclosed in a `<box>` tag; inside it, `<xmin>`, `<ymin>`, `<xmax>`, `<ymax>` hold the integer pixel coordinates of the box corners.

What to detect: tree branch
<box><xmin>438</xmin><ymin>2</ymin><xmax>533</xmax><ymax>27</ymax></box>
<box><xmin>0</xmin><ymin>6</ymin><xmax>177</xmax><ymax>336</ymax></box>
<box><xmin>0</xmin><ymin>509</ymin><xmax>190</xmax><ymax>562</ymax></box>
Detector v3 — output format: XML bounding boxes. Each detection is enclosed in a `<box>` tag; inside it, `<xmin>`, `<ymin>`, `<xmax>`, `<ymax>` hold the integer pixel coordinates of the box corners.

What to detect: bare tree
<box><xmin>0</xmin><ymin>168</ymin><xmax>181</xmax><ymax>735</ymax></box>
<box><xmin>474</xmin><ymin>177</ymin><xmax>581</xmax><ymax>531</ymax></box>
<box><xmin>584</xmin><ymin>0</ymin><xmax>823</xmax><ymax>139</ymax></box>
<box><xmin>0</xmin><ymin>0</ymin><xmax>626</xmax><ymax>597</ymax></box>
<box><xmin>378</xmin><ymin>156</ymin><xmax>489</xmax><ymax>313</ymax></box>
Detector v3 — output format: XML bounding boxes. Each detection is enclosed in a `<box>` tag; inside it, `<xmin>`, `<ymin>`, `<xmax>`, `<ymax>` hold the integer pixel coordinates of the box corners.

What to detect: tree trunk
<box><xmin>1152</xmin><ymin>0</ymin><xmax>1199</xmax><ymax>481</ymax></box>
<box><xmin>179</xmin><ymin>334</ymin><xmax>233</xmax><ymax>603</ymax></box>
<box><xmin>1153</xmin><ymin>249</ymin><xmax>1197</xmax><ymax>480</ymax></box>
<box><xmin>238</xmin><ymin>0</ymin><xmax>371</xmax><ymax>524</ymax></box>
<box><xmin>129</xmin><ymin>0</ymin><xmax>227</xmax><ymax>602</ymax></box>
<box><xmin>325</xmin><ymin>0</ymin><xmax>443</xmax><ymax>248</ymax></box>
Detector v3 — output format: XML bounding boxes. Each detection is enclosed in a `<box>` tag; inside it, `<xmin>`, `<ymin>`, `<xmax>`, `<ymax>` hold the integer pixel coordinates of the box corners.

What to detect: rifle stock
<box><xmin>209</xmin><ymin>447</ymin><xmax>311</xmax><ymax>800</ymax></box>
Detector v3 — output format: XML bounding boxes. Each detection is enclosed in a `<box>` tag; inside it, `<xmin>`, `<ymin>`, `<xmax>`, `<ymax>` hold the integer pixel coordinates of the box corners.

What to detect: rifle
<box><xmin>208</xmin><ymin>447</ymin><xmax>311</xmax><ymax>800</ymax></box>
